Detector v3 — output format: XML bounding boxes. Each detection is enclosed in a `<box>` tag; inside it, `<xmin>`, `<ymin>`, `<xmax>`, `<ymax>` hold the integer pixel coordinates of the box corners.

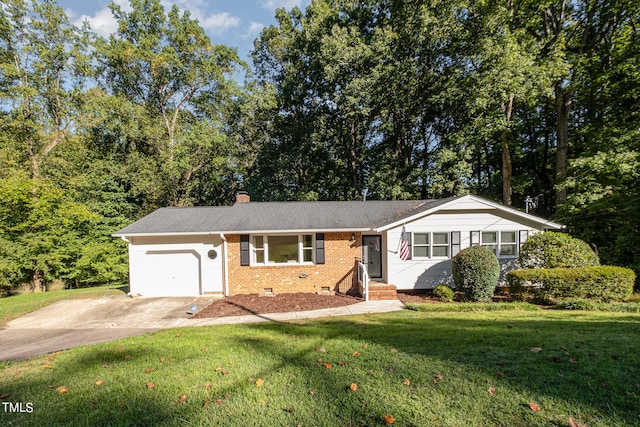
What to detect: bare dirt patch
<box><xmin>192</xmin><ymin>293</ymin><xmax>362</xmax><ymax>318</ymax></box>
<box><xmin>397</xmin><ymin>291</ymin><xmax>442</xmax><ymax>305</ymax></box>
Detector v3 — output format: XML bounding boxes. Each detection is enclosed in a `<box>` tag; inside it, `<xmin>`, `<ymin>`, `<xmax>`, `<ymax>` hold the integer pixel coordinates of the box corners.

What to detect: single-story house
<box><xmin>113</xmin><ymin>193</ymin><xmax>563</xmax><ymax>299</ymax></box>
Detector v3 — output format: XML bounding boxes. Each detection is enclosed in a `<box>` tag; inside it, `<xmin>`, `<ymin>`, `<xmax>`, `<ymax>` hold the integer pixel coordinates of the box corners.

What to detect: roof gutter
<box><xmin>113</xmin><ymin>228</ymin><xmax>373</xmax><ymax>238</ymax></box>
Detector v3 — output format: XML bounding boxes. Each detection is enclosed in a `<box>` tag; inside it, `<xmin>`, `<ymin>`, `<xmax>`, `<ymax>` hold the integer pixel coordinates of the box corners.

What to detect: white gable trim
<box><xmin>375</xmin><ymin>195</ymin><xmax>563</xmax><ymax>232</ymax></box>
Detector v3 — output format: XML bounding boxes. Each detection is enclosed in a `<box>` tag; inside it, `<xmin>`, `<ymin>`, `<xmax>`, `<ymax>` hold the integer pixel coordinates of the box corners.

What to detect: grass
<box><xmin>0</xmin><ymin>285</ymin><xmax>127</xmax><ymax>327</ymax></box>
<box><xmin>1</xmin><ymin>309</ymin><xmax>639</xmax><ymax>426</ymax></box>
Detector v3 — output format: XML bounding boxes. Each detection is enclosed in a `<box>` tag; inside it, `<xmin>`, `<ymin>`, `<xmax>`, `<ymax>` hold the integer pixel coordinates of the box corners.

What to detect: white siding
<box><xmin>385</xmin><ymin>211</ymin><xmax>540</xmax><ymax>290</ymax></box>
<box><xmin>128</xmin><ymin>235</ymin><xmax>224</xmax><ymax>297</ymax></box>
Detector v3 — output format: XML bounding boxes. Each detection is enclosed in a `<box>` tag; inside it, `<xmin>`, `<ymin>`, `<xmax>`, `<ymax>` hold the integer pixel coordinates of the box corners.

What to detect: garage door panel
<box><xmin>137</xmin><ymin>250</ymin><xmax>201</xmax><ymax>297</ymax></box>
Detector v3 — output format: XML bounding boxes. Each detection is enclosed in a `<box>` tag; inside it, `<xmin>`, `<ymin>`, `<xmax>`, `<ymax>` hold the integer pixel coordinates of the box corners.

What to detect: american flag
<box><xmin>399</xmin><ymin>226</ymin><xmax>410</xmax><ymax>261</ymax></box>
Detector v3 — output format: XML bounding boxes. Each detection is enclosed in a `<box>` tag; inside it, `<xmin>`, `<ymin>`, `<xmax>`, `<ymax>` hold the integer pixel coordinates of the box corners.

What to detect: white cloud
<box><xmin>161</xmin><ymin>1</ymin><xmax>240</xmax><ymax>36</ymax></box>
<box><xmin>72</xmin><ymin>0</ymin><xmax>131</xmax><ymax>38</ymax></box>
<box><xmin>260</xmin><ymin>0</ymin><xmax>304</xmax><ymax>9</ymax></box>
<box><xmin>242</xmin><ymin>21</ymin><xmax>265</xmax><ymax>39</ymax></box>
<box><xmin>199</xmin><ymin>12</ymin><xmax>241</xmax><ymax>35</ymax></box>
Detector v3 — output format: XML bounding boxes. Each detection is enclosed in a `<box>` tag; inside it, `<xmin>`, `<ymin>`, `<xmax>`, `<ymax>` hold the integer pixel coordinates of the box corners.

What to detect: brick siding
<box><xmin>226</xmin><ymin>232</ymin><xmax>361</xmax><ymax>295</ymax></box>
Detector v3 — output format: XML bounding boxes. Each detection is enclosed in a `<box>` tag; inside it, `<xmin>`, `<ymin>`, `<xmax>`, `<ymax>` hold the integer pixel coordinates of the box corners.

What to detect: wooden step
<box><xmin>367</xmin><ymin>283</ymin><xmax>398</xmax><ymax>300</ymax></box>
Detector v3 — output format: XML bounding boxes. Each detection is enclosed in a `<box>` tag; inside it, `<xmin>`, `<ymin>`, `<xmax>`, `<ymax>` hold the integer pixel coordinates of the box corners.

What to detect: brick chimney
<box><xmin>235</xmin><ymin>191</ymin><xmax>250</xmax><ymax>204</ymax></box>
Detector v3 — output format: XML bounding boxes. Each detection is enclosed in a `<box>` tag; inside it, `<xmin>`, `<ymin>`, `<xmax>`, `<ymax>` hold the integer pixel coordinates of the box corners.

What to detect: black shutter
<box><xmin>240</xmin><ymin>235</ymin><xmax>250</xmax><ymax>266</ymax></box>
<box><xmin>315</xmin><ymin>233</ymin><xmax>325</xmax><ymax>264</ymax></box>
<box><xmin>451</xmin><ymin>231</ymin><xmax>461</xmax><ymax>257</ymax></box>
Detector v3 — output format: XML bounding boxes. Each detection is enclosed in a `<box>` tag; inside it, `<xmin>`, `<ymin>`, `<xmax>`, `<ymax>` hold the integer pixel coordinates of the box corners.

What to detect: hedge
<box><xmin>506</xmin><ymin>266</ymin><xmax>636</xmax><ymax>302</ymax></box>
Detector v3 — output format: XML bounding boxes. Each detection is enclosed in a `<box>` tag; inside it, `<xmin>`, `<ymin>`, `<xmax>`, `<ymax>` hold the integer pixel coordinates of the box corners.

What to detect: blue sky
<box><xmin>56</xmin><ymin>0</ymin><xmax>311</xmax><ymax>65</ymax></box>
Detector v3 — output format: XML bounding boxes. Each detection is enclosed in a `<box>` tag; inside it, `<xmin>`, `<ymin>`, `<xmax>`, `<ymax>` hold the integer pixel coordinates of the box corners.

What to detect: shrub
<box><xmin>432</xmin><ymin>284</ymin><xmax>455</xmax><ymax>302</ymax></box>
<box><xmin>519</xmin><ymin>232</ymin><xmax>599</xmax><ymax>269</ymax></box>
<box><xmin>452</xmin><ymin>246</ymin><xmax>500</xmax><ymax>302</ymax></box>
<box><xmin>507</xmin><ymin>266</ymin><xmax>635</xmax><ymax>302</ymax></box>
<box><xmin>555</xmin><ymin>299</ymin><xmax>640</xmax><ymax>312</ymax></box>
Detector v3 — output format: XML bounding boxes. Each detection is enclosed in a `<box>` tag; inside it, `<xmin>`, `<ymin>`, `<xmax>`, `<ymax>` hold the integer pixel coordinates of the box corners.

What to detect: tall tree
<box><xmin>0</xmin><ymin>0</ymin><xmax>89</xmax><ymax>179</ymax></box>
<box><xmin>96</xmin><ymin>0</ymin><xmax>245</xmax><ymax>207</ymax></box>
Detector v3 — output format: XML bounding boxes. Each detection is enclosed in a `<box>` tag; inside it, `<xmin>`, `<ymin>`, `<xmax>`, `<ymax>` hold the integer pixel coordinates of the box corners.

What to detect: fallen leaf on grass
<box><xmin>283</xmin><ymin>407</ymin><xmax>294</xmax><ymax>413</ymax></box>
<box><xmin>318</xmin><ymin>347</ymin><xmax>326</xmax><ymax>353</ymax></box>
<box><xmin>362</xmin><ymin>344</ymin><xmax>369</xmax><ymax>349</ymax></box>
<box><xmin>95</xmin><ymin>380</ymin><xmax>104</xmax><ymax>386</ymax></box>
<box><xmin>216</xmin><ymin>399</ymin><xmax>223</xmax><ymax>405</ymax></box>
<box><xmin>569</xmin><ymin>358</ymin><xmax>577</xmax><ymax>363</ymax></box>
<box><xmin>390</xmin><ymin>348</ymin><xmax>398</xmax><ymax>353</ymax></box>
<box><xmin>435</xmin><ymin>374</ymin><xmax>443</xmax><ymax>380</ymax></box>
<box><xmin>529</xmin><ymin>402</ymin><xmax>541</xmax><ymax>411</ymax></box>
<box><xmin>146</xmin><ymin>382</ymin><xmax>155</xmax><ymax>389</ymax></box>
<box><xmin>57</xmin><ymin>386</ymin><xmax>68</xmax><ymax>394</ymax></box>
<box><xmin>403</xmin><ymin>378</ymin><xmax>411</xmax><ymax>386</ymax></box>
<box><xmin>178</xmin><ymin>393</ymin><xmax>187</xmax><ymax>403</ymax></box>
<box><xmin>530</xmin><ymin>347</ymin><xmax>543</xmax><ymax>353</ymax></box>
<box><xmin>43</xmin><ymin>365</ymin><xmax>53</xmax><ymax>369</ymax></box>
<box><xmin>569</xmin><ymin>417</ymin><xmax>579</xmax><ymax>427</ymax></box>
<box><xmin>383</xmin><ymin>414</ymin><xmax>396</xmax><ymax>425</ymax></box>
<box><xmin>256</xmin><ymin>379</ymin><xmax>264</xmax><ymax>387</ymax></box>
<box><xmin>204</xmin><ymin>384</ymin><xmax>213</xmax><ymax>390</ymax></box>
<box><xmin>144</xmin><ymin>368</ymin><xmax>154</xmax><ymax>374</ymax></box>
<box><xmin>203</xmin><ymin>401</ymin><xmax>210</xmax><ymax>408</ymax></box>
<box><xmin>324</xmin><ymin>362</ymin><xmax>332</xmax><ymax>369</ymax></box>
<box><xmin>488</xmin><ymin>387</ymin><xmax>496</xmax><ymax>395</ymax></box>
<box><xmin>349</xmin><ymin>383</ymin><xmax>358</xmax><ymax>392</ymax></box>
<box><xmin>124</xmin><ymin>354</ymin><xmax>130</xmax><ymax>360</ymax></box>
<box><xmin>368</xmin><ymin>370</ymin><xmax>374</xmax><ymax>375</ymax></box>
<box><xmin>338</xmin><ymin>361</ymin><xmax>346</xmax><ymax>366</ymax></box>
<box><xmin>215</xmin><ymin>366</ymin><xmax>229</xmax><ymax>375</ymax></box>
<box><xmin>309</xmin><ymin>390</ymin><xmax>315</xmax><ymax>396</ymax></box>
<box><xmin>175</xmin><ymin>333</ymin><xmax>181</xmax><ymax>338</ymax></box>
<box><xmin>202</xmin><ymin>347</ymin><xmax>208</xmax><ymax>352</ymax></box>
<box><xmin>352</xmin><ymin>351</ymin><xmax>360</xmax><ymax>357</ymax></box>
<box><xmin>160</xmin><ymin>357</ymin><xmax>165</xmax><ymax>363</ymax></box>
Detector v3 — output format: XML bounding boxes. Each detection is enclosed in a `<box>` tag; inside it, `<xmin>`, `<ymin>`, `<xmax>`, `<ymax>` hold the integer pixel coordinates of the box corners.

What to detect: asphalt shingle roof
<box><xmin>113</xmin><ymin>197</ymin><xmax>459</xmax><ymax>236</ymax></box>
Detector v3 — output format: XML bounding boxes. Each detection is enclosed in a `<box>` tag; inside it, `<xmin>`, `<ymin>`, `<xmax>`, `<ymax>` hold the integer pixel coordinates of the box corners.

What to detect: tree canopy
<box><xmin>0</xmin><ymin>0</ymin><xmax>638</xmax><ymax>292</ymax></box>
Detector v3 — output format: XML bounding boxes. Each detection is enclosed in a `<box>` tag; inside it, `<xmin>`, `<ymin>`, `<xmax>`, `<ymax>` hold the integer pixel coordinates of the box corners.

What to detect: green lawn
<box><xmin>1</xmin><ymin>307</ymin><xmax>639</xmax><ymax>426</ymax></box>
<box><xmin>0</xmin><ymin>285</ymin><xmax>127</xmax><ymax>327</ymax></box>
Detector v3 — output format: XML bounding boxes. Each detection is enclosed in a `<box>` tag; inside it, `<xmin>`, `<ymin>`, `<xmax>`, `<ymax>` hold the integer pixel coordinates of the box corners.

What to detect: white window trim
<box><xmin>251</xmin><ymin>234</ymin><xmax>315</xmax><ymax>266</ymax></box>
<box><xmin>479</xmin><ymin>231</ymin><xmax>518</xmax><ymax>258</ymax></box>
<box><xmin>411</xmin><ymin>232</ymin><xmax>451</xmax><ymax>259</ymax></box>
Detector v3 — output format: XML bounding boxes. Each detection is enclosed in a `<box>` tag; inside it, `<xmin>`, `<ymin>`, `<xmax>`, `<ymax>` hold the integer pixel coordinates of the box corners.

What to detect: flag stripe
<box><xmin>399</xmin><ymin>226</ymin><xmax>410</xmax><ymax>261</ymax></box>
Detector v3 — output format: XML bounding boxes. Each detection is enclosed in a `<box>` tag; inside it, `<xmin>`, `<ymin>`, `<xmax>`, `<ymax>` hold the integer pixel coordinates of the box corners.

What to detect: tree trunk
<box><xmin>501</xmin><ymin>94</ymin><xmax>514</xmax><ymax>206</ymax></box>
<box><xmin>555</xmin><ymin>83</ymin><xmax>572</xmax><ymax>205</ymax></box>
<box><xmin>349</xmin><ymin>120</ymin><xmax>359</xmax><ymax>198</ymax></box>
<box><xmin>32</xmin><ymin>270</ymin><xmax>43</xmax><ymax>293</ymax></box>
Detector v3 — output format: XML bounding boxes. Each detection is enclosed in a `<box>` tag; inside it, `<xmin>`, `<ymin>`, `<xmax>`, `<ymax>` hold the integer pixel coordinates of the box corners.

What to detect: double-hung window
<box><xmin>252</xmin><ymin>234</ymin><xmax>315</xmax><ymax>265</ymax></box>
<box><xmin>477</xmin><ymin>231</ymin><xmax>518</xmax><ymax>257</ymax></box>
<box><xmin>412</xmin><ymin>232</ymin><xmax>450</xmax><ymax>258</ymax></box>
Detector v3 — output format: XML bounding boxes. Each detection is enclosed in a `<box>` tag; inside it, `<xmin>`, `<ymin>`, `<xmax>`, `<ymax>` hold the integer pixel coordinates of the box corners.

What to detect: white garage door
<box><xmin>139</xmin><ymin>251</ymin><xmax>201</xmax><ymax>297</ymax></box>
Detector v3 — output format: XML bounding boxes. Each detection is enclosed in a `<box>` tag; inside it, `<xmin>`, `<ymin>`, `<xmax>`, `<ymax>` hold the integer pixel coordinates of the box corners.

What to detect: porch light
<box><xmin>350</xmin><ymin>233</ymin><xmax>356</xmax><ymax>242</ymax></box>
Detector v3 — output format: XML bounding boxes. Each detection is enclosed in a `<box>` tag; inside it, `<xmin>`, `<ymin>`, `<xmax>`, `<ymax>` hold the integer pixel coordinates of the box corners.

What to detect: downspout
<box><xmin>220</xmin><ymin>233</ymin><xmax>229</xmax><ymax>297</ymax></box>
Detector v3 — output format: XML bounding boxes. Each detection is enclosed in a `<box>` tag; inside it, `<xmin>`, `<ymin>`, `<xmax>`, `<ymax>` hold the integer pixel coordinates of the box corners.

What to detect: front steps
<box><xmin>367</xmin><ymin>282</ymin><xmax>398</xmax><ymax>300</ymax></box>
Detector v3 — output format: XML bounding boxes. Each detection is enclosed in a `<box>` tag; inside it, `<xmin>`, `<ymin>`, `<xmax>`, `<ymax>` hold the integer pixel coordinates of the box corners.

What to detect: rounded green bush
<box><xmin>519</xmin><ymin>232</ymin><xmax>599</xmax><ymax>269</ymax></box>
<box><xmin>452</xmin><ymin>246</ymin><xmax>500</xmax><ymax>302</ymax></box>
<box><xmin>433</xmin><ymin>284</ymin><xmax>455</xmax><ymax>302</ymax></box>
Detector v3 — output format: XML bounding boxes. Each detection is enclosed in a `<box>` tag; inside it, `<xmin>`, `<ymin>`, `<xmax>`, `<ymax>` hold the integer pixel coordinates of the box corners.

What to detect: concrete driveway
<box><xmin>0</xmin><ymin>296</ymin><xmax>215</xmax><ymax>361</ymax></box>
